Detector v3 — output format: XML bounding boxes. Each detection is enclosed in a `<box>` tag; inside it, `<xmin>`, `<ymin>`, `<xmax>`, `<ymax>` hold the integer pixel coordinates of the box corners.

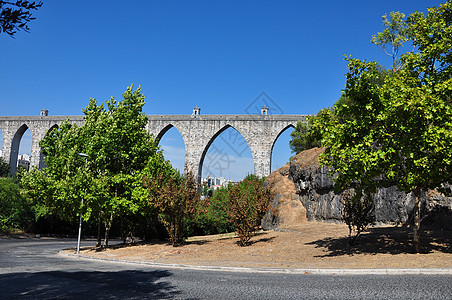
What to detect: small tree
<box><xmin>226</xmin><ymin>175</ymin><xmax>273</xmax><ymax>246</ymax></box>
<box><xmin>341</xmin><ymin>187</ymin><xmax>375</xmax><ymax>245</ymax></box>
<box><xmin>146</xmin><ymin>166</ymin><xmax>200</xmax><ymax>246</ymax></box>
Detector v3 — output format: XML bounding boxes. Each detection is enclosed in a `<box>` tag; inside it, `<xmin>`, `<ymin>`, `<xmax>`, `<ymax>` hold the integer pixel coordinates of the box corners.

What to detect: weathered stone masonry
<box><xmin>0</xmin><ymin>114</ymin><xmax>307</xmax><ymax>179</ymax></box>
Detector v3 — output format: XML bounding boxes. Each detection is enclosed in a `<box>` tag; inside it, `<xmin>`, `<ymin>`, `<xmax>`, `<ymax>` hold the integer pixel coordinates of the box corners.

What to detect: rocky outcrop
<box><xmin>262</xmin><ymin>163</ymin><xmax>306</xmax><ymax>229</ymax></box>
<box><xmin>265</xmin><ymin>147</ymin><xmax>452</xmax><ymax>228</ymax></box>
<box><xmin>288</xmin><ymin>147</ymin><xmax>343</xmax><ymax>222</ymax></box>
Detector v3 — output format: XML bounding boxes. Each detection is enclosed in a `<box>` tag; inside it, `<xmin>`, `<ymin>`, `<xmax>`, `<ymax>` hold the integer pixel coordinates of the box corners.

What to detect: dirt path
<box><xmin>75</xmin><ymin>222</ymin><xmax>452</xmax><ymax>269</ymax></box>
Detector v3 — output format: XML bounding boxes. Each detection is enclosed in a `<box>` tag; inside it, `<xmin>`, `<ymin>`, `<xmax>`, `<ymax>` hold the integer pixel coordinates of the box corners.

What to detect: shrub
<box><xmin>341</xmin><ymin>188</ymin><xmax>375</xmax><ymax>245</ymax></box>
<box><xmin>194</xmin><ymin>186</ymin><xmax>234</xmax><ymax>235</ymax></box>
<box><xmin>0</xmin><ymin>157</ymin><xmax>11</xmax><ymax>178</ymax></box>
<box><xmin>226</xmin><ymin>175</ymin><xmax>273</xmax><ymax>246</ymax></box>
<box><xmin>146</xmin><ymin>168</ymin><xmax>200</xmax><ymax>246</ymax></box>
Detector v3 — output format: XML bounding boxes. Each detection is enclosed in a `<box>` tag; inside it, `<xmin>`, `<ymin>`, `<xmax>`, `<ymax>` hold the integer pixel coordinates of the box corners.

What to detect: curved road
<box><xmin>0</xmin><ymin>237</ymin><xmax>451</xmax><ymax>299</ymax></box>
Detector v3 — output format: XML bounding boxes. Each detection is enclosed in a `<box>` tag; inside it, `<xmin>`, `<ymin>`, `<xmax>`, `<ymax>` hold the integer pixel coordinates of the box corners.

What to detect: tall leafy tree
<box><xmin>321</xmin><ymin>1</ymin><xmax>452</xmax><ymax>252</ymax></box>
<box><xmin>22</xmin><ymin>85</ymin><xmax>168</xmax><ymax>246</ymax></box>
<box><xmin>320</xmin><ymin>58</ymin><xmax>385</xmax><ymax>244</ymax></box>
<box><xmin>379</xmin><ymin>1</ymin><xmax>452</xmax><ymax>252</ymax></box>
<box><xmin>0</xmin><ymin>1</ymin><xmax>43</xmax><ymax>37</ymax></box>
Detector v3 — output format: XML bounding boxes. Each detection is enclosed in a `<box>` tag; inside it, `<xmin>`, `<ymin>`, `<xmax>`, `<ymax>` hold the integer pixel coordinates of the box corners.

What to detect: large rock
<box><xmin>288</xmin><ymin>147</ymin><xmax>343</xmax><ymax>222</ymax></box>
<box><xmin>262</xmin><ymin>162</ymin><xmax>306</xmax><ymax>229</ymax></box>
<box><xmin>265</xmin><ymin>147</ymin><xmax>452</xmax><ymax>227</ymax></box>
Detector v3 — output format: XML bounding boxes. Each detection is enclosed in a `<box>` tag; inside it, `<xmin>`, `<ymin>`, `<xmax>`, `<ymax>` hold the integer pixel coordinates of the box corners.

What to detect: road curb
<box><xmin>59</xmin><ymin>251</ymin><xmax>452</xmax><ymax>275</ymax></box>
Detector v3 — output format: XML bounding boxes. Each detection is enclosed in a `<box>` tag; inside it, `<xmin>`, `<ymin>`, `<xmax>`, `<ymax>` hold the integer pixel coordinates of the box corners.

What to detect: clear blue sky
<box><xmin>0</xmin><ymin>0</ymin><xmax>443</xmax><ymax>180</ymax></box>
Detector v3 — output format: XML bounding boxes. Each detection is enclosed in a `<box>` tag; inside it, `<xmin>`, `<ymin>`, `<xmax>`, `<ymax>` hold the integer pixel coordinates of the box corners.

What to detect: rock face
<box><xmin>288</xmin><ymin>147</ymin><xmax>343</xmax><ymax>222</ymax></box>
<box><xmin>265</xmin><ymin>147</ymin><xmax>452</xmax><ymax>228</ymax></box>
<box><xmin>262</xmin><ymin>163</ymin><xmax>306</xmax><ymax>229</ymax></box>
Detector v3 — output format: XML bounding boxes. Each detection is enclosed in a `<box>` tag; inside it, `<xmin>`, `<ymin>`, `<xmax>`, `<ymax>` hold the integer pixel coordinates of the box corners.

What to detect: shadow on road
<box><xmin>0</xmin><ymin>269</ymin><xmax>181</xmax><ymax>299</ymax></box>
<box><xmin>306</xmin><ymin>224</ymin><xmax>452</xmax><ymax>257</ymax></box>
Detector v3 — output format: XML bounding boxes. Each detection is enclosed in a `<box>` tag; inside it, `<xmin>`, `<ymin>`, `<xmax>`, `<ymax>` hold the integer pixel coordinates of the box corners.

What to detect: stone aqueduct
<box><xmin>0</xmin><ymin>110</ymin><xmax>307</xmax><ymax>179</ymax></box>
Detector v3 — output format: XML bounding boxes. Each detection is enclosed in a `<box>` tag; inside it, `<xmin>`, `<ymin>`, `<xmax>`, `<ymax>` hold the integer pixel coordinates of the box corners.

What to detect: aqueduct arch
<box><xmin>270</xmin><ymin>124</ymin><xmax>296</xmax><ymax>172</ymax></box>
<box><xmin>0</xmin><ymin>113</ymin><xmax>307</xmax><ymax>178</ymax></box>
<box><xmin>199</xmin><ymin>124</ymin><xmax>253</xmax><ymax>180</ymax></box>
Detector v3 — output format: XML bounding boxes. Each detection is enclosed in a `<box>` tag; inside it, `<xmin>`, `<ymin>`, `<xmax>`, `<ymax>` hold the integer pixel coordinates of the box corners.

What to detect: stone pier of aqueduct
<box><xmin>0</xmin><ymin>108</ymin><xmax>307</xmax><ymax>179</ymax></box>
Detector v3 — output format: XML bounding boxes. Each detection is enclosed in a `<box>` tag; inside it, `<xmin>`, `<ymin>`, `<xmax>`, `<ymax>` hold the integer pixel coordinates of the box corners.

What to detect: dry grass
<box><xmin>74</xmin><ymin>221</ymin><xmax>452</xmax><ymax>269</ymax></box>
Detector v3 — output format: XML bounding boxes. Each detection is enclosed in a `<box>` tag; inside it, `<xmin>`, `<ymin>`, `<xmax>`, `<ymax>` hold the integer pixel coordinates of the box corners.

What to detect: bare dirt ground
<box><xmin>74</xmin><ymin>222</ymin><xmax>452</xmax><ymax>269</ymax></box>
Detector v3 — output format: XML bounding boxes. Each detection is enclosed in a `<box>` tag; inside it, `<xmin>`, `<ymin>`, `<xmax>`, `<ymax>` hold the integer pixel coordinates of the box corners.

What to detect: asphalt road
<box><xmin>0</xmin><ymin>238</ymin><xmax>451</xmax><ymax>299</ymax></box>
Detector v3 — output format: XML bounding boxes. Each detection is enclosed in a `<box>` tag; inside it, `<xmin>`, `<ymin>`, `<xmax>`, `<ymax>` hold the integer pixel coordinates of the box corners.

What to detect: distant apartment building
<box><xmin>17</xmin><ymin>154</ymin><xmax>30</xmax><ymax>171</ymax></box>
<box><xmin>201</xmin><ymin>176</ymin><xmax>232</xmax><ymax>190</ymax></box>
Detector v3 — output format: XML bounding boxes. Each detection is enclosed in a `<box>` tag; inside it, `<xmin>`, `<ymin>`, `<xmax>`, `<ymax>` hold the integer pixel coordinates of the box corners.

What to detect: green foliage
<box><xmin>226</xmin><ymin>174</ymin><xmax>273</xmax><ymax>246</ymax></box>
<box><xmin>0</xmin><ymin>177</ymin><xmax>32</xmax><ymax>231</ymax></box>
<box><xmin>195</xmin><ymin>186</ymin><xmax>235</xmax><ymax>235</ymax></box>
<box><xmin>21</xmin><ymin>85</ymin><xmax>166</xmax><ymax>245</ymax></box>
<box><xmin>321</xmin><ymin>58</ymin><xmax>385</xmax><ymax>191</ymax></box>
<box><xmin>320</xmin><ymin>1</ymin><xmax>452</xmax><ymax>252</ymax></box>
<box><xmin>0</xmin><ymin>1</ymin><xmax>43</xmax><ymax>37</ymax></box>
<box><xmin>289</xmin><ymin>118</ymin><xmax>322</xmax><ymax>154</ymax></box>
<box><xmin>146</xmin><ymin>167</ymin><xmax>200</xmax><ymax>246</ymax></box>
<box><xmin>289</xmin><ymin>64</ymin><xmax>388</xmax><ymax>156</ymax></box>
<box><xmin>0</xmin><ymin>157</ymin><xmax>11</xmax><ymax>177</ymax></box>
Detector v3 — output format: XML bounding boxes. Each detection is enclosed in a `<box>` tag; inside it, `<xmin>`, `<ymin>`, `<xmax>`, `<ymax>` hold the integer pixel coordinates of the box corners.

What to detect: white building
<box><xmin>201</xmin><ymin>176</ymin><xmax>232</xmax><ymax>189</ymax></box>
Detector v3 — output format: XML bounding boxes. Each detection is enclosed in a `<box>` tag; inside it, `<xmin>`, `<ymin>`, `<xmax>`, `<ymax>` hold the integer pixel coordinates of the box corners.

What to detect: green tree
<box><xmin>0</xmin><ymin>1</ymin><xmax>43</xmax><ymax>37</ymax></box>
<box><xmin>321</xmin><ymin>1</ymin><xmax>452</xmax><ymax>252</ymax></box>
<box><xmin>378</xmin><ymin>1</ymin><xmax>452</xmax><ymax>252</ymax></box>
<box><xmin>320</xmin><ymin>58</ymin><xmax>384</xmax><ymax>244</ymax></box>
<box><xmin>22</xmin><ymin>85</ymin><xmax>165</xmax><ymax>246</ymax></box>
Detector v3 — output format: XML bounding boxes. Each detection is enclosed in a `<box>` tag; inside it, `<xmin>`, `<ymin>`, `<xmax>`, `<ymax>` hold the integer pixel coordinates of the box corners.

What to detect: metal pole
<box><xmin>76</xmin><ymin>153</ymin><xmax>89</xmax><ymax>255</ymax></box>
<box><xmin>76</xmin><ymin>199</ymin><xmax>83</xmax><ymax>254</ymax></box>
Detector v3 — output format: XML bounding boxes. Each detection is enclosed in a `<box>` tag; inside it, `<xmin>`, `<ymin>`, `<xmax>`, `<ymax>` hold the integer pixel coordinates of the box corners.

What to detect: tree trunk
<box><xmin>104</xmin><ymin>214</ymin><xmax>113</xmax><ymax>247</ymax></box>
<box><xmin>96</xmin><ymin>216</ymin><xmax>102</xmax><ymax>247</ymax></box>
<box><xmin>413</xmin><ymin>187</ymin><xmax>422</xmax><ymax>253</ymax></box>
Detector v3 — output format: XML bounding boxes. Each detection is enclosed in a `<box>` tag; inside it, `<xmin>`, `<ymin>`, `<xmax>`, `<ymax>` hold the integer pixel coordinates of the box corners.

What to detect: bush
<box><xmin>0</xmin><ymin>157</ymin><xmax>11</xmax><ymax>178</ymax></box>
<box><xmin>226</xmin><ymin>175</ymin><xmax>273</xmax><ymax>246</ymax></box>
<box><xmin>194</xmin><ymin>186</ymin><xmax>235</xmax><ymax>235</ymax></box>
<box><xmin>341</xmin><ymin>188</ymin><xmax>375</xmax><ymax>245</ymax></box>
<box><xmin>146</xmin><ymin>168</ymin><xmax>200</xmax><ymax>246</ymax></box>
<box><xmin>0</xmin><ymin>178</ymin><xmax>33</xmax><ymax>232</ymax></box>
